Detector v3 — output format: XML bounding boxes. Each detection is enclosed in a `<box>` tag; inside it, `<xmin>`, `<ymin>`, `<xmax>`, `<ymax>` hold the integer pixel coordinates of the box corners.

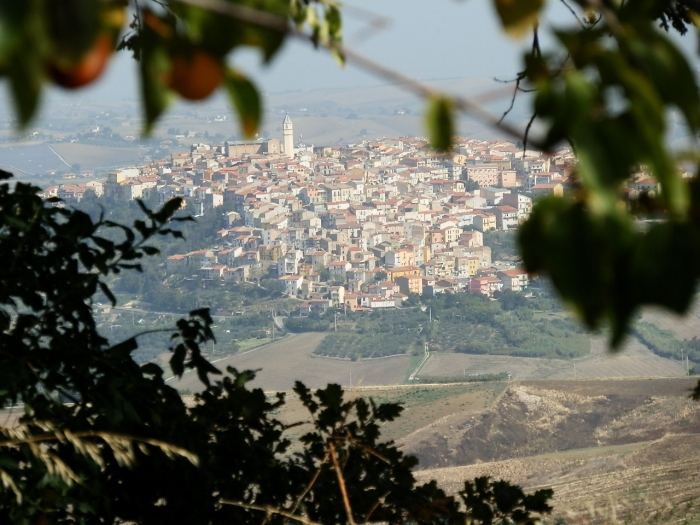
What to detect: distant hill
<box><xmin>259</xmin><ymin>77</ymin><xmax>533</xmax><ymax>145</ymax></box>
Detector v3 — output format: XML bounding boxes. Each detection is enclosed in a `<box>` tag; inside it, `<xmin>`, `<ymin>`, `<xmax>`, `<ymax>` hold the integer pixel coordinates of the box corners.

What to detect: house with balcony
<box><xmin>473</xmin><ymin>212</ymin><xmax>497</xmax><ymax>232</ymax></box>
<box><xmin>328</xmin><ymin>260</ymin><xmax>351</xmax><ymax>281</ymax></box>
<box><xmin>277</xmin><ymin>250</ymin><xmax>303</xmax><ymax>275</ymax></box>
<box><xmin>493</xmin><ymin>205</ymin><xmax>519</xmax><ymax>230</ymax></box>
<box><xmin>385</xmin><ymin>248</ymin><xmax>416</xmax><ymax>268</ymax></box>
<box><xmin>330</xmin><ymin>286</ymin><xmax>345</xmax><ymax>306</ymax></box>
<box><xmin>224</xmin><ymin>266</ymin><xmax>249</xmax><ymax>282</ymax></box>
<box><xmin>497</xmin><ymin>268</ymin><xmax>529</xmax><ymax>291</ymax></box>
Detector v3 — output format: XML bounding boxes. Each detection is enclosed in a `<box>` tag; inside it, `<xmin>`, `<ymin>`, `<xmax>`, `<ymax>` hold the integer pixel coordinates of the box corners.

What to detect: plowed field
<box><xmin>172</xmin><ymin>332</ymin><xmax>413</xmax><ymax>392</ymax></box>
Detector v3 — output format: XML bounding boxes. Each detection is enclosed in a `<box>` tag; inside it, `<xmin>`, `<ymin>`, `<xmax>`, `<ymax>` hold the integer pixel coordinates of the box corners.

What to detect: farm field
<box><xmin>172</xmin><ymin>332</ymin><xmax>413</xmax><ymax>392</ymax></box>
<box><xmin>172</xmin><ymin>323</ymin><xmax>687</xmax><ymax>394</ymax></box>
<box><xmin>275</xmin><ymin>382</ymin><xmax>507</xmax><ymax>446</ymax></box>
<box><xmin>49</xmin><ymin>143</ymin><xmax>144</xmax><ymax>170</ymax></box>
<box><xmin>0</xmin><ymin>143</ymin><xmax>70</xmax><ymax>175</ymax></box>
<box><xmin>420</xmin><ymin>334</ymin><xmax>686</xmax><ymax>381</ymax></box>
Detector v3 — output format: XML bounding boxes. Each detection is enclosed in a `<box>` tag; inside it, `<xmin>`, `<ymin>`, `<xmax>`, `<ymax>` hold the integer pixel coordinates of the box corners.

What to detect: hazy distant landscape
<box><xmin>0</xmin><ymin>76</ymin><xmax>529</xmax><ymax>187</ymax></box>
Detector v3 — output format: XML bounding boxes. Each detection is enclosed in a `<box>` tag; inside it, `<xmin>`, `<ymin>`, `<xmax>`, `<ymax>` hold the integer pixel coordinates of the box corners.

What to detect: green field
<box><xmin>296</xmin><ymin>292</ymin><xmax>591</xmax><ymax>360</ymax></box>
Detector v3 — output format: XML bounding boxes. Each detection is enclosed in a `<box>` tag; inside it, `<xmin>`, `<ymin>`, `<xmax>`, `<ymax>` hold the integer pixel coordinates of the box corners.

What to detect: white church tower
<box><xmin>283</xmin><ymin>114</ymin><xmax>294</xmax><ymax>158</ymax></box>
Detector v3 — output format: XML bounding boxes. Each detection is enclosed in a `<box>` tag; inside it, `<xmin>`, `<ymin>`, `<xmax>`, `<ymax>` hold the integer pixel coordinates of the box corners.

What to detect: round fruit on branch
<box><xmin>168</xmin><ymin>50</ymin><xmax>224</xmax><ymax>101</ymax></box>
<box><xmin>48</xmin><ymin>32</ymin><xmax>115</xmax><ymax>89</ymax></box>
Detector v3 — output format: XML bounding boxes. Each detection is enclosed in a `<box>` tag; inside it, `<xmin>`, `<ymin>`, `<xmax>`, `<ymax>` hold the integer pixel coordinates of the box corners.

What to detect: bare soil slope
<box><xmin>406</xmin><ymin>378</ymin><xmax>700</xmax><ymax>470</ymax></box>
<box><xmin>405</xmin><ymin>378</ymin><xmax>700</xmax><ymax>523</ymax></box>
<box><xmin>417</xmin><ymin>434</ymin><xmax>700</xmax><ymax>524</ymax></box>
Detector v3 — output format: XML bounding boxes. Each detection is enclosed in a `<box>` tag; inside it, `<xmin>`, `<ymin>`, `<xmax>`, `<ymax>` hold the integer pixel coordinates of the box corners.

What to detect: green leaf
<box><xmin>170</xmin><ymin>344</ymin><xmax>187</xmax><ymax>377</ymax></box>
<box><xmin>519</xmin><ymin>198</ymin><xmax>635</xmax><ymax>331</ymax></box>
<box><xmin>425</xmin><ymin>96</ymin><xmax>454</xmax><ymax>152</ymax></box>
<box><xmin>628</xmin><ymin>29</ymin><xmax>700</xmax><ymax>132</ymax></box>
<box><xmin>0</xmin><ymin>3</ymin><xmax>30</xmax><ymax>65</ymax></box>
<box><xmin>493</xmin><ymin>0</ymin><xmax>544</xmax><ymax>38</ymax></box>
<box><xmin>107</xmin><ymin>337</ymin><xmax>138</xmax><ymax>360</ymax></box>
<box><xmin>140</xmin><ymin>362</ymin><xmax>164</xmax><ymax>378</ymax></box>
<box><xmin>140</xmin><ymin>35</ymin><xmax>171</xmax><ymax>135</ymax></box>
<box><xmin>45</xmin><ymin>0</ymin><xmax>99</xmax><ymax>63</ymax></box>
<box><xmin>631</xmin><ymin>222</ymin><xmax>700</xmax><ymax>313</ymax></box>
<box><xmin>8</xmin><ymin>45</ymin><xmax>42</xmax><ymax>128</ymax></box>
<box><xmin>225</xmin><ymin>69</ymin><xmax>261</xmax><ymax>139</ymax></box>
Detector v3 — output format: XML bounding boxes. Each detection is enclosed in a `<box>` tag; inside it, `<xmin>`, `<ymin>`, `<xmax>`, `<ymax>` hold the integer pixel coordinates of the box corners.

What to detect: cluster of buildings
<box><xmin>41</xmin><ymin>116</ymin><xmax>665</xmax><ymax>313</ymax></box>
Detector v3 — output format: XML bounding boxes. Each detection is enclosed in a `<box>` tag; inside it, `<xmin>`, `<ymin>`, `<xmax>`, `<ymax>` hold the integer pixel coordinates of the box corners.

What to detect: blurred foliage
<box><xmin>0</xmin><ymin>0</ymin><xmax>343</xmax><ymax>134</ymax></box>
<box><xmin>506</xmin><ymin>0</ymin><xmax>700</xmax><ymax>347</ymax></box>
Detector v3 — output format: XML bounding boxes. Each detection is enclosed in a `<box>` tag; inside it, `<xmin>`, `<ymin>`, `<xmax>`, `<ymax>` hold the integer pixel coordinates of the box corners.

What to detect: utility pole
<box><xmin>429</xmin><ymin>307</ymin><xmax>432</xmax><ymax>323</ymax></box>
<box><xmin>681</xmin><ymin>349</ymin><xmax>685</xmax><ymax>373</ymax></box>
<box><xmin>271</xmin><ymin>308</ymin><xmax>275</xmax><ymax>341</ymax></box>
<box><xmin>334</xmin><ymin>311</ymin><xmax>337</xmax><ymax>332</ymax></box>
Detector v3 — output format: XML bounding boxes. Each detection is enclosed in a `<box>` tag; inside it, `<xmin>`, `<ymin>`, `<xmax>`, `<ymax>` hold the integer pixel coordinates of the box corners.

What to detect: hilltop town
<box><xmin>40</xmin><ymin>115</ymin><xmax>666</xmax><ymax>313</ymax></box>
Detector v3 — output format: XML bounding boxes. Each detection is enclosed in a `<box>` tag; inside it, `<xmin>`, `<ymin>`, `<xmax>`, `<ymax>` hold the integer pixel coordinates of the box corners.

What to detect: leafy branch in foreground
<box><xmin>212</xmin><ymin>378</ymin><xmax>553</xmax><ymax>525</ymax></box>
<box><xmin>0</xmin><ymin>172</ymin><xmax>221</xmax><ymax>523</ymax></box>
<box><xmin>0</xmin><ymin>422</ymin><xmax>198</xmax><ymax>504</ymax></box>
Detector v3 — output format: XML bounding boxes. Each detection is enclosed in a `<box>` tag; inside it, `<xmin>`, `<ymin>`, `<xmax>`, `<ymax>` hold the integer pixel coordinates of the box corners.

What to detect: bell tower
<box><xmin>283</xmin><ymin>114</ymin><xmax>294</xmax><ymax>158</ymax></box>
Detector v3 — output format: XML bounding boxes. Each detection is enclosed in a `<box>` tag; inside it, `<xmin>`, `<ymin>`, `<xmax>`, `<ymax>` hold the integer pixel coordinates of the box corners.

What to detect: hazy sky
<box><xmin>16</xmin><ymin>1</ymin><xmax>700</xmax><ymax>121</ymax></box>
<box><xmin>238</xmin><ymin>0</ymin><xmax>528</xmax><ymax>92</ymax></box>
<box><xmin>44</xmin><ymin>0</ymin><xmax>570</xmax><ymax>103</ymax></box>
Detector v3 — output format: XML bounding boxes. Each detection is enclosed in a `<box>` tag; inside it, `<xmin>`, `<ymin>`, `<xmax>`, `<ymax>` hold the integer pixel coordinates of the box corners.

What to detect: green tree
<box><xmin>466</xmin><ymin>179</ymin><xmax>480</xmax><ymax>192</ymax></box>
<box><xmin>494</xmin><ymin>289</ymin><xmax>528</xmax><ymax>311</ymax></box>
<box><xmin>318</xmin><ymin>266</ymin><xmax>331</xmax><ymax>282</ymax></box>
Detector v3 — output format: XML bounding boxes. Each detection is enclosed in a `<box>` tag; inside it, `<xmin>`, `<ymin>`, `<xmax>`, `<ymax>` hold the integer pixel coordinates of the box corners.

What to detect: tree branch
<box><xmin>289</xmin><ymin>451</ymin><xmax>330</xmax><ymax>515</ymax></box>
<box><xmin>559</xmin><ymin>0</ymin><xmax>587</xmax><ymax>28</ymax></box>
<box><xmin>220</xmin><ymin>500</ymin><xmax>323</xmax><ymax>525</ymax></box>
<box><xmin>329</xmin><ymin>440</ymin><xmax>356</xmax><ymax>525</ymax></box>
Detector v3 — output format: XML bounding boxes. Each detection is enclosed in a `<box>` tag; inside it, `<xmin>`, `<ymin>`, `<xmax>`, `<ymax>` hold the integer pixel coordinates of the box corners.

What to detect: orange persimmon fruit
<box><xmin>168</xmin><ymin>50</ymin><xmax>224</xmax><ymax>101</ymax></box>
<box><xmin>48</xmin><ymin>33</ymin><xmax>114</xmax><ymax>89</ymax></box>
